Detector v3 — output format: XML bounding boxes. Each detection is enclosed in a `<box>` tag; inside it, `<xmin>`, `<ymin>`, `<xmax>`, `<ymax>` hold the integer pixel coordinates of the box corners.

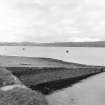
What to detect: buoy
<box><xmin>66</xmin><ymin>50</ymin><xmax>69</xmax><ymax>53</ymax></box>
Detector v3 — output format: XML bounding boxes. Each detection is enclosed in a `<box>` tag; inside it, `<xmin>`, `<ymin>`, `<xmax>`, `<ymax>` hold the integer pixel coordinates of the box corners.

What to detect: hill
<box><xmin>38</xmin><ymin>41</ymin><xmax>105</xmax><ymax>47</ymax></box>
<box><xmin>1</xmin><ymin>41</ymin><xmax>105</xmax><ymax>47</ymax></box>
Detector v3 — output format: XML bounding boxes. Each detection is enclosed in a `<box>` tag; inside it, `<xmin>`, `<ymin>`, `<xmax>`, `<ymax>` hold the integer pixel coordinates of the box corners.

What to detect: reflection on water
<box><xmin>46</xmin><ymin>72</ymin><xmax>105</xmax><ymax>105</ymax></box>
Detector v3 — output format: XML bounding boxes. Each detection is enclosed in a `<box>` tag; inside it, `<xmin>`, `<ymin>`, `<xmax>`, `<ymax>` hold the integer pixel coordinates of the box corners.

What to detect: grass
<box><xmin>0</xmin><ymin>67</ymin><xmax>48</xmax><ymax>105</ymax></box>
<box><xmin>0</xmin><ymin>55</ymin><xmax>105</xmax><ymax>104</ymax></box>
<box><xmin>6</xmin><ymin>67</ymin><xmax>104</xmax><ymax>86</ymax></box>
<box><xmin>6</xmin><ymin>66</ymin><xmax>105</xmax><ymax>95</ymax></box>
<box><xmin>1</xmin><ymin>55</ymin><xmax>103</xmax><ymax>95</ymax></box>
<box><xmin>0</xmin><ymin>88</ymin><xmax>48</xmax><ymax>105</ymax></box>
<box><xmin>0</xmin><ymin>55</ymin><xmax>93</xmax><ymax>68</ymax></box>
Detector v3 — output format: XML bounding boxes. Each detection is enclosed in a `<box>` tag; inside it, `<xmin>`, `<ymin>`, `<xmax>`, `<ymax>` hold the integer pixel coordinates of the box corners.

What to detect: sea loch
<box><xmin>0</xmin><ymin>46</ymin><xmax>105</xmax><ymax>66</ymax></box>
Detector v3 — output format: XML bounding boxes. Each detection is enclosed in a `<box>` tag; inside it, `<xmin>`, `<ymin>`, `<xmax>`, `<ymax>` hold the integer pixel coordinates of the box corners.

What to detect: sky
<box><xmin>0</xmin><ymin>0</ymin><xmax>105</xmax><ymax>42</ymax></box>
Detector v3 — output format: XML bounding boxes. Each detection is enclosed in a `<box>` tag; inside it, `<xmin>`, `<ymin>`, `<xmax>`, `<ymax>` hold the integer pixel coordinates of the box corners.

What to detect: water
<box><xmin>45</xmin><ymin>72</ymin><xmax>105</xmax><ymax>105</ymax></box>
<box><xmin>0</xmin><ymin>46</ymin><xmax>105</xmax><ymax>66</ymax></box>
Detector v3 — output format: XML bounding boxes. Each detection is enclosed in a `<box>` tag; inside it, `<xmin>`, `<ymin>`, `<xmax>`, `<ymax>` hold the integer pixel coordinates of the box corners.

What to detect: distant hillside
<box><xmin>0</xmin><ymin>42</ymin><xmax>38</xmax><ymax>46</ymax></box>
<box><xmin>38</xmin><ymin>41</ymin><xmax>105</xmax><ymax>47</ymax></box>
<box><xmin>1</xmin><ymin>41</ymin><xmax>105</xmax><ymax>47</ymax></box>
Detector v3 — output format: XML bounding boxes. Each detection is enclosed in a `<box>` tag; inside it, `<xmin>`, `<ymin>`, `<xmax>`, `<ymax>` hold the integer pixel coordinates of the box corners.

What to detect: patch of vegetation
<box><xmin>0</xmin><ymin>88</ymin><xmax>48</xmax><ymax>105</ymax></box>
<box><xmin>30</xmin><ymin>72</ymin><xmax>101</xmax><ymax>95</ymax></box>
<box><xmin>6</xmin><ymin>67</ymin><xmax>105</xmax><ymax>92</ymax></box>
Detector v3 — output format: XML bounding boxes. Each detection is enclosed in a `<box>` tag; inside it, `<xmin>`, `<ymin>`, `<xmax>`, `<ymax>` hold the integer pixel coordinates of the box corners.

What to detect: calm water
<box><xmin>46</xmin><ymin>72</ymin><xmax>105</xmax><ymax>105</ymax></box>
<box><xmin>0</xmin><ymin>46</ymin><xmax>105</xmax><ymax>66</ymax></box>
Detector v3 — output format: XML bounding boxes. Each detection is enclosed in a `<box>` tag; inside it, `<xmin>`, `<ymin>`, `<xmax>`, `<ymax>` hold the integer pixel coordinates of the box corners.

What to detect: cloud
<box><xmin>0</xmin><ymin>0</ymin><xmax>105</xmax><ymax>42</ymax></box>
<box><xmin>68</xmin><ymin>37</ymin><xmax>101</xmax><ymax>42</ymax></box>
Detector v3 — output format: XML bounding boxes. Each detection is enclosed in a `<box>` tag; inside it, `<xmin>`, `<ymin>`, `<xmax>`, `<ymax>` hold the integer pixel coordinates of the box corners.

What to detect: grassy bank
<box><xmin>6</xmin><ymin>66</ymin><xmax>104</xmax><ymax>94</ymax></box>
<box><xmin>0</xmin><ymin>55</ymin><xmax>93</xmax><ymax>68</ymax></box>
<box><xmin>0</xmin><ymin>67</ymin><xmax>48</xmax><ymax>105</ymax></box>
<box><xmin>0</xmin><ymin>55</ymin><xmax>105</xmax><ymax>95</ymax></box>
<box><xmin>0</xmin><ymin>88</ymin><xmax>48</xmax><ymax>105</ymax></box>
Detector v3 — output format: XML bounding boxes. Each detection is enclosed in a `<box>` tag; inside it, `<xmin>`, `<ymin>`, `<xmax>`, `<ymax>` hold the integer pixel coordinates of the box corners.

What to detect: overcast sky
<box><xmin>0</xmin><ymin>0</ymin><xmax>105</xmax><ymax>42</ymax></box>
